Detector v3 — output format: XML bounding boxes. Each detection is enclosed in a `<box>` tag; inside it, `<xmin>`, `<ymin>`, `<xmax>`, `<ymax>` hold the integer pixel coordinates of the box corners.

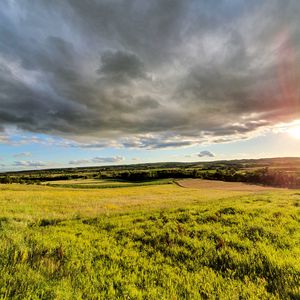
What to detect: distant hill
<box><xmin>3</xmin><ymin>157</ymin><xmax>300</xmax><ymax>175</ymax></box>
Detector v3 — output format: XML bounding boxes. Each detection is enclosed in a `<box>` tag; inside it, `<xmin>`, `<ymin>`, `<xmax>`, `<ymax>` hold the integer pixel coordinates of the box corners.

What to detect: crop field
<box><xmin>0</xmin><ymin>180</ymin><xmax>299</xmax><ymax>299</ymax></box>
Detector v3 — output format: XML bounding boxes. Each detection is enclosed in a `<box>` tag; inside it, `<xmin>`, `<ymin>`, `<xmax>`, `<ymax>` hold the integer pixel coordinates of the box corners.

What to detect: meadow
<box><xmin>0</xmin><ymin>180</ymin><xmax>299</xmax><ymax>299</ymax></box>
<box><xmin>42</xmin><ymin>178</ymin><xmax>173</xmax><ymax>189</ymax></box>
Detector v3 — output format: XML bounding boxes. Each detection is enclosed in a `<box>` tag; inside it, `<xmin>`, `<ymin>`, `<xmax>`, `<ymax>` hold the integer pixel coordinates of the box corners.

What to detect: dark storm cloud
<box><xmin>99</xmin><ymin>51</ymin><xmax>147</xmax><ymax>81</ymax></box>
<box><xmin>0</xmin><ymin>0</ymin><xmax>300</xmax><ymax>148</ymax></box>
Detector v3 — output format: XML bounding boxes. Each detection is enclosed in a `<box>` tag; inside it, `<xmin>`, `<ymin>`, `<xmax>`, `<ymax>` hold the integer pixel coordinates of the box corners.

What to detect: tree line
<box><xmin>1</xmin><ymin>167</ymin><xmax>300</xmax><ymax>188</ymax></box>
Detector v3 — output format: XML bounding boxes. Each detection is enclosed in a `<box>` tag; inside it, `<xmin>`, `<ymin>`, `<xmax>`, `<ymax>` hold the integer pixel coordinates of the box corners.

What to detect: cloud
<box><xmin>0</xmin><ymin>0</ymin><xmax>299</xmax><ymax>147</ymax></box>
<box><xmin>68</xmin><ymin>159</ymin><xmax>90</xmax><ymax>165</ymax></box>
<box><xmin>0</xmin><ymin>128</ymin><xmax>9</xmax><ymax>143</ymax></box>
<box><xmin>198</xmin><ymin>151</ymin><xmax>215</xmax><ymax>158</ymax></box>
<box><xmin>92</xmin><ymin>156</ymin><xmax>124</xmax><ymax>163</ymax></box>
<box><xmin>99</xmin><ymin>50</ymin><xmax>147</xmax><ymax>81</ymax></box>
<box><xmin>69</xmin><ymin>156</ymin><xmax>124</xmax><ymax>165</ymax></box>
<box><xmin>13</xmin><ymin>161</ymin><xmax>47</xmax><ymax>167</ymax></box>
<box><xmin>120</xmin><ymin>135</ymin><xmax>195</xmax><ymax>149</ymax></box>
<box><xmin>13</xmin><ymin>152</ymin><xmax>32</xmax><ymax>158</ymax></box>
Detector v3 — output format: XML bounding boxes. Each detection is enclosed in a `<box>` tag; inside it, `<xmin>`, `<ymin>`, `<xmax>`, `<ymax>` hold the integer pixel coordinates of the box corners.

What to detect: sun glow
<box><xmin>287</xmin><ymin>125</ymin><xmax>300</xmax><ymax>139</ymax></box>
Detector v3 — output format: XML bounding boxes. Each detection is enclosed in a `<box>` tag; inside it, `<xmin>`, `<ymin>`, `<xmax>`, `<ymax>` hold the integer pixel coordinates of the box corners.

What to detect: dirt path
<box><xmin>175</xmin><ymin>179</ymin><xmax>277</xmax><ymax>192</ymax></box>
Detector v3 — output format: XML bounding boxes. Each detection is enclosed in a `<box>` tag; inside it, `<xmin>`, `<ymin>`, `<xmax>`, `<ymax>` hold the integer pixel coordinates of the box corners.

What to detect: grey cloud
<box><xmin>99</xmin><ymin>51</ymin><xmax>147</xmax><ymax>81</ymax></box>
<box><xmin>121</xmin><ymin>138</ymin><xmax>194</xmax><ymax>149</ymax></box>
<box><xmin>118</xmin><ymin>131</ymin><xmax>203</xmax><ymax>149</ymax></box>
<box><xmin>68</xmin><ymin>159</ymin><xmax>90</xmax><ymax>165</ymax></box>
<box><xmin>198</xmin><ymin>151</ymin><xmax>215</xmax><ymax>158</ymax></box>
<box><xmin>69</xmin><ymin>141</ymin><xmax>114</xmax><ymax>149</ymax></box>
<box><xmin>69</xmin><ymin>156</ymin><xmax>124</xmax><ymax>165</ymax></box>
<box><xmin>0</xmin><ymin>0</ymin><xmax>300</xmax><ymax>147</ymax></box>
<box><xmin>13</xmin><ymin>161</ymin><xmax>47</xmax><ymax>167</ymax></box>
<box><xmin>92</xmin><ymin>156</ymin><xmax>124</xmax><ymax>163</ymax></box>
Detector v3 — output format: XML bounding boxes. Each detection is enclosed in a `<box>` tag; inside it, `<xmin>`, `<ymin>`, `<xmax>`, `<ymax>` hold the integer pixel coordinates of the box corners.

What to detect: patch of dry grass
<box><xmin>177</xmin><ymin>179</ymin><xmax>278</xmax><ymax>191</ymax></box>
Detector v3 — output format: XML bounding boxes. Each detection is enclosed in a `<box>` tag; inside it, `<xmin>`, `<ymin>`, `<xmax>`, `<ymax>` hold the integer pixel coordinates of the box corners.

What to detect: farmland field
<box><xmin>0</xmin><ymin>180</ymin><xmax>299</xmax><ymax>299</ymax></box>
<box><xmin>176</xmin><ymin>179</ymin><xmax>277</xmax><ymax>192</ymax></box>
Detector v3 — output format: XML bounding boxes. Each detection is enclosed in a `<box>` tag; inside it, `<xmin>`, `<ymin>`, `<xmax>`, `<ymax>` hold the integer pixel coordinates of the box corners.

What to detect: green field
<box><xmin>42</xmin><ymin>178</ymin><xmax>173</xmax><ymax>189</ymax></box>
<box><xmin>0</xmin><ymin>181</ymin><xmax>299</xmax><ymax>299</ymax></box>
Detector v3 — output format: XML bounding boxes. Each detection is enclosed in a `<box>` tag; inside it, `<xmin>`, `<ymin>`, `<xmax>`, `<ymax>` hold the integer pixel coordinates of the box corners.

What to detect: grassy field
<box><xmin>0</xmin><ymin>181</ymin><xmax>299</xmax><ymax>299</ymax></box>
<box><xmin>42</xmin><ymin>178</ymin><xmax>173</xmax><ymax>189</ymax></box>
<box><xmin>176</xmin><ymin>179</ymin><xmax>277</xmax><ymax>191</ymax></box>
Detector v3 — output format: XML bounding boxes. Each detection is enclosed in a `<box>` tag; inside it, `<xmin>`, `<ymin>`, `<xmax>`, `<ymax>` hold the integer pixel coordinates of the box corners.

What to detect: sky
<box><xmin>0</xmin><ymin>0</ymin><xmax>300</xmax><ymax>171</ymax></box>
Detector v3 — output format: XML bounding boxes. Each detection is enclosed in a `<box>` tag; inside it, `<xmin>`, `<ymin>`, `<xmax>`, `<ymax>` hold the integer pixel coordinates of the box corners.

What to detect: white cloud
<box><xmin>13</xmin><ymin>152</ymin><xmax>32</xmax><ymax>158</ymax></box>
<box><xmin>13</xmin><ymin>160</ymin><xmax>47</xmax><ymax>167</ymax></box>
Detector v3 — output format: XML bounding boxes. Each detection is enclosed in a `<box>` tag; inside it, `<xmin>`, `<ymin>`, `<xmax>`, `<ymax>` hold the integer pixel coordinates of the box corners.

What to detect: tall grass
<box><xmin>0</xmin><ymin>183</ymin><xmax>299</xmax><ymax>299</ymax></box>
